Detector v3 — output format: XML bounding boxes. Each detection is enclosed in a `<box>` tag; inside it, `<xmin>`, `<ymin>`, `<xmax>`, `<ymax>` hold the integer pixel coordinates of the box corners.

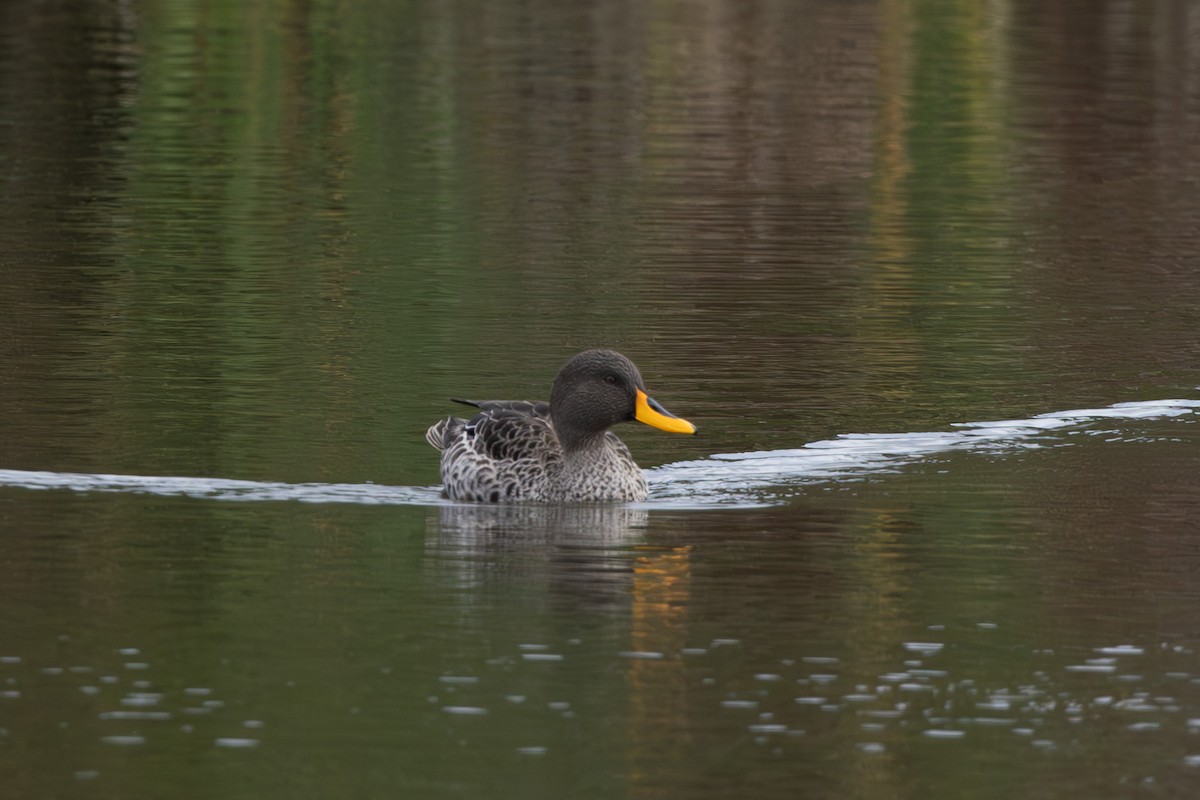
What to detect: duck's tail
<box><xmin>425</xmin><ymin>419</ymin><xmax>453</xmax><ymax>451</ymax></box>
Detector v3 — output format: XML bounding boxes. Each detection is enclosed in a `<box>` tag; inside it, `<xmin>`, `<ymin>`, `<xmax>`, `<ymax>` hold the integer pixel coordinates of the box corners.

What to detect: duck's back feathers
<box><xmin>460</xmin><ymin>403</ymin><xmax>556</xmax><ymax>464</ymax></box>
<box><xmin>426</xmin><ymin>398</ymin><xmax>647</xmax><ymax>503</ymax></box>
<box><xmin>428</xmin><ymin>400</ymin><xmax>564</xmax><ymax>502</ymax></box>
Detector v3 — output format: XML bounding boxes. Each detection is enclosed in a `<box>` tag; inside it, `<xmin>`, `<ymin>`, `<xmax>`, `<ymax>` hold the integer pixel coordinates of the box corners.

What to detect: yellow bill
<box><xmin>635</xmin><ymin>389</ymin><xmax>697</xmax><ymax>434</ymax></box>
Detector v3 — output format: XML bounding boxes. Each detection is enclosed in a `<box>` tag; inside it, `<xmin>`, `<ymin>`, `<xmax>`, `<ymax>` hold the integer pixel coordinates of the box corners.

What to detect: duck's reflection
<box><xmin>427</xmin><ymin>502</ymin><xmax>699</xmax><ymax>791</ymax></box>
<box><xmin>426</xmin><ymin>503</ymin><xmax>654</xmax><ymax>610</ymax></box>
<box><xmin>432</xmin><ymin>503</ymin><xmax>650</xmax><ymax>547</ymax></box>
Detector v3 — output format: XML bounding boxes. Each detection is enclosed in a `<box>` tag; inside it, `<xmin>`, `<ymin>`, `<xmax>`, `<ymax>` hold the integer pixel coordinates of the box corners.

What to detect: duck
<box><xmin>425</xmin><ymin>349</ymin><xmax>696</xmax><ymax>503</ymax></box>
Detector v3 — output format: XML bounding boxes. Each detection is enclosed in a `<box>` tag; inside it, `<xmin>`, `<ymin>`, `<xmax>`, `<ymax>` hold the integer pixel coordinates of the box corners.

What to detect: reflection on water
<box><xmin>3</xmin><ymin>0</ymin><xmax>1200</xmax><ymax>797</ymax></box>
<box><xmin>435</xmin><ymin>503</ymin><xmax>649</xmax><ymax>545</ymax></box>
<box><xmin>429</xmin><ymin>504</ymin><xmax>653</xmax><ymax>615</ymax></box>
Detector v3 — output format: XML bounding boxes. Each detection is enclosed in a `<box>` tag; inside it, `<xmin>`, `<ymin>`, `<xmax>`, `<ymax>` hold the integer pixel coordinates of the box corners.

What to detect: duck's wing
<box><xmin>426</xmin><ymin>399</ymin><xmax>555</xmax><ymax>461</ymax></box>
<box><xmin>459</xmin><ymin>403</ymin><xmax>556</xmax><ymax>463</ymax></box>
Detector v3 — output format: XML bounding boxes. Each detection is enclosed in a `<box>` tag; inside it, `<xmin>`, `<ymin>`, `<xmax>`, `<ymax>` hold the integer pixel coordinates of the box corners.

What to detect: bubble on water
<box><xmin>1096</xmin><ymin>645</ymin><xmax>1143</xmax><ymax>656</ymax></box>
<box><xmin>99</xmin><ymin>711</ymin><xmax>171</xmax><ymax>721</ymax></box>
<box><xmin>442</xmin><ymin>706</ymin><xmax>487</xmax><ymax>715</ymax></box>
<box><xmin>843</xmin><ymin>694</ymin><xmax>876</xmax><ymax>703</ymax></box>
<box><xmin>101</xmin><ymin>735</ymin><xmax>145</xmax><ymax>746</ymax></box>
<box><xmin>721</xmin><ymin>700</ymin><xmax>758</xmax><ymax>710</ymax></box>
<box><xmin>924</xmin><ymin>729</ymin><xmax>965</xmax><ymax>739</ymax></box>
<box><xmin>898</xmin><ymin>683</ymin><xmax>935</xmax><ymax>693</ymax></box>
<box><xmin>215</xmin><ymin>738</ymin><xmax>259</xmax><ymax>748</ymax></box>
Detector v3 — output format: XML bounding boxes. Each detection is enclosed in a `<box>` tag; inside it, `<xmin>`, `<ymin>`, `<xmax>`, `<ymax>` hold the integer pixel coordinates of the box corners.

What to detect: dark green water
<box><xmin>4</xmin><ymin>1</ymin><xmax>1200</xmax><ymax>797</ymax></box>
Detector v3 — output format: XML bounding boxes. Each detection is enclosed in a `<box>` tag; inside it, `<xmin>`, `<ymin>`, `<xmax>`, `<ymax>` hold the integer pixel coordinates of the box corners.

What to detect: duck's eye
<box><xmin>604</xmin><ymin>374</ymin><xmax>618</xmax><ymax>385</ymax></box>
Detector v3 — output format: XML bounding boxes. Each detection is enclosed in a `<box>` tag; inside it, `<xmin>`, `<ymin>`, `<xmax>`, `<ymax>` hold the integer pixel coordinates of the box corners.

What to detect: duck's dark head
<box><xmin>549</xmin><ymin>349</ymin><xmax>696</xmax><ymax>451</ymax></box>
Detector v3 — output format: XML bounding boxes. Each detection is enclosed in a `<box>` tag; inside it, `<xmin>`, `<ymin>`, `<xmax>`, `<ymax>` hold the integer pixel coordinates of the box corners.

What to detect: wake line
<box><xmin>647</xmin><ymin>397</ymin><xmax>1200</xmax><ymax>503</ymax></box>
<box><xmin>0</xmin><ymin>469</ymin><xmax>445</xmax><ymax>506</ymax></box>
<box><xmin>0</xmin><ymin>398</ymin><xmax>1196</xmax><ymax>508</ymax></box>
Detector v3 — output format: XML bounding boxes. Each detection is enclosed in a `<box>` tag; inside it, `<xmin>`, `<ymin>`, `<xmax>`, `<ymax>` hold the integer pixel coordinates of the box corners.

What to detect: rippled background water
<box><xmin>3</xmin><ymin>1</ymin><xmax>1200</xmax><ymax>797</ymax></box>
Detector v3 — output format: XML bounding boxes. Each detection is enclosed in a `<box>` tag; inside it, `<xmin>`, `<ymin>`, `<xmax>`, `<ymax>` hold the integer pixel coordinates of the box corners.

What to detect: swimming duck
<box><xmin>425</xmin><ymin>349</ymin><xmax>696</xmax><ymax>503</ymax></box>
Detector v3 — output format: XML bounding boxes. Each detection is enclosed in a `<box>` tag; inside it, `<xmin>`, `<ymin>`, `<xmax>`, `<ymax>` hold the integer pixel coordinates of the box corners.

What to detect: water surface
<box><xmin>3</xmin><ymin>1</ymin><xmax>1200</xmax><ymax>797</ymax></box>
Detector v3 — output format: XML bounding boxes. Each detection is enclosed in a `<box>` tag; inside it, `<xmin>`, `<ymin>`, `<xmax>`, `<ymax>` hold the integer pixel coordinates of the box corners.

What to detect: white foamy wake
<box><xmin>0</xmin><ymin>398</ymin><xmax>1196</xmax><ymax>509</ymax></box>
<box><xmin>644</xmin><ymin>397</ymin><xmax>1200</xmax><ymax>506</ymax></box>
<box><xmin>0</xmin><ymin>469</ymin><xmax>444</xmax><ymax>506</ymax></box>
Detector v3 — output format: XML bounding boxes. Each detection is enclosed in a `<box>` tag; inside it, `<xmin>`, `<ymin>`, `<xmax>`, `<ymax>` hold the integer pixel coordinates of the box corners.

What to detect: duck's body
<box><xmin>426</xmin><ymin>398</ymin><xmax>648</xmax><ymax>503</ymax></box>
<box><xmin>425</xmin><ymin>350</ymin><xmax>695</xmax><ymax>504</ymax></box>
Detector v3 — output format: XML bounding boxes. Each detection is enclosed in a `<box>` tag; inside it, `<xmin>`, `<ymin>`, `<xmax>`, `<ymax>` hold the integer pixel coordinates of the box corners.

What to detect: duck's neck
<box><xmin>553</xmin><ymin>418</ymin><xmax>607</xmax><ymax>456</ymax></box>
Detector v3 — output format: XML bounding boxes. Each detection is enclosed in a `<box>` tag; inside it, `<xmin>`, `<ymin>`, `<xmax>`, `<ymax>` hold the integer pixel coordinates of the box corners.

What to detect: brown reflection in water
<box><xmin>626</xmin><ymin>544</ymin><xmax>693</xmax><ymax>785</ymax></box>
<box><xmin>1010</xmin><ymin>1</ymin><xmax>1200</xmax><ymax>384</ymax></box>
<box><xmin>0</xmin><ymin>3</ymin><xmax>138</xmax><ymax>469</ymax></box>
